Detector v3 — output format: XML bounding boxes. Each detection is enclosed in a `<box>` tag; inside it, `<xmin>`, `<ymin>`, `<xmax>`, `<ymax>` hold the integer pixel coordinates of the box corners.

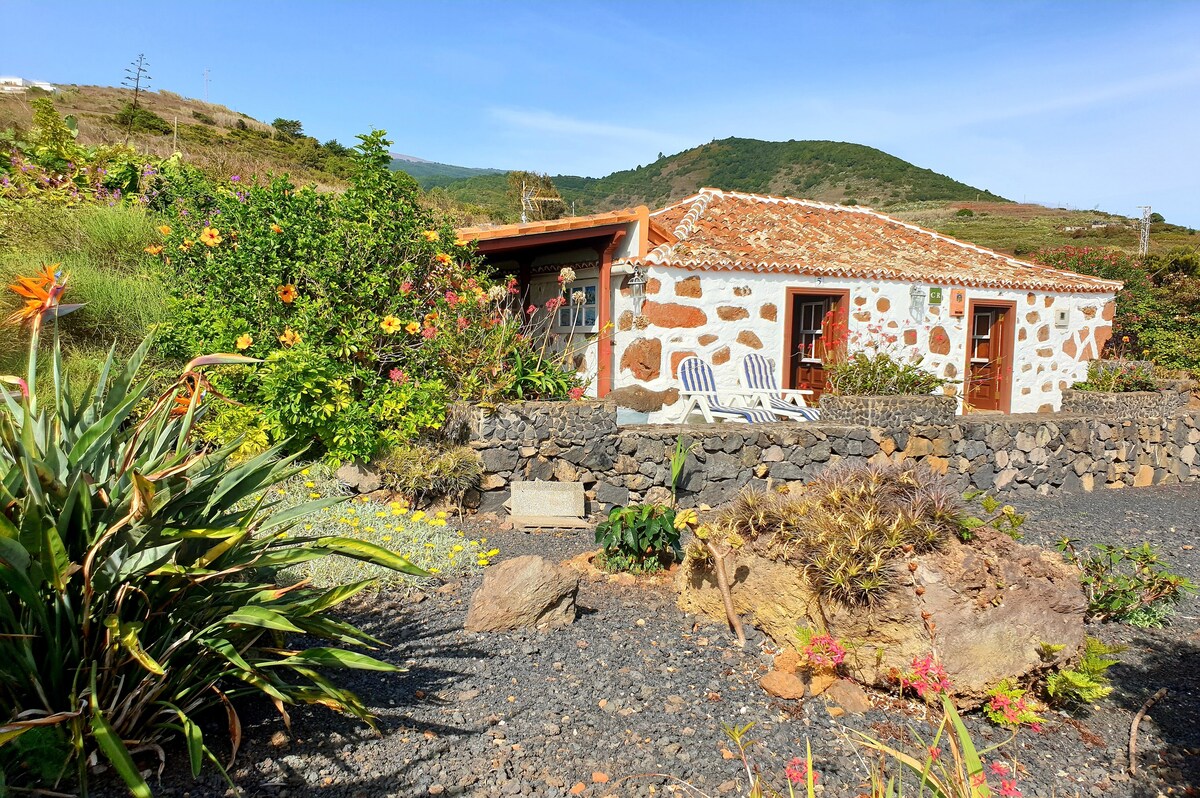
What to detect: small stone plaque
<box><xmin>510</xmin><ymin>480</ymin><xmax>585</xmax><ymax>519</ymax></box>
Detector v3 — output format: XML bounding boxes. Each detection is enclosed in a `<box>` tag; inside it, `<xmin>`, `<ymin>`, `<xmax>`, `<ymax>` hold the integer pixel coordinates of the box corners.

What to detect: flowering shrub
<box><xmin>151</xmin><ymin>131</ymin><xmax>581</xmax><ymax>461</ymax></box>
<box><xmin>1072</xmin><ymin>360</ymin><xmax>1157</xmax><ymax>393</ymax></box>
<box><xmin>985</xmin><ymin>680</ymin><xmax>1046</xmax><ymax>730</ymax></box>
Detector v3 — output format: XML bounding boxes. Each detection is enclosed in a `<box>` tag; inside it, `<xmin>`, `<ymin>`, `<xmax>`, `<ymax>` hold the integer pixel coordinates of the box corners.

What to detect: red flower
<box><xmin>998</xmin><ymin>779</ymin><xmax>1022</xmax><ymax>797</ymax></box>
<box><xmin>989</xmin><ymin>762</ymin><xmax>1010</xmax><ymax>776</ymax></box>
<box><xmin>445</xmin><ymin>291</ymin><xmax>460</xmax><ymax>305</ymax></box>
<box><xmin>457</xmin><ymin>316</ymin><xmax>469</xmax><ymax>330</ymax></box>
<box><xmin>526</xmin><ymin>304</ymin><xmax>537</xmax><ymax>315</ymax></box>
<box><xmin>785</xmin><ymin>758</ymin><xmax>818</xmax><ymax>786</ymax></box>
<box><xmin>401</xmin><ymin>281</ymin><xmax>414</xmax><ymax>294</ymax></box>
<box><xmin>927</xmin><ymin>746</ymin><xmax>940</xmax><ymax>761</ymax></box>
<box><xmin>568</xmin><ymin>386</ymin><xmax>585</xmax><ymax>400</ymax></box>
<box><xmin>421</xmin><ymin>326</ymin><xmax>437</xmax><ymax>339</ymax></box>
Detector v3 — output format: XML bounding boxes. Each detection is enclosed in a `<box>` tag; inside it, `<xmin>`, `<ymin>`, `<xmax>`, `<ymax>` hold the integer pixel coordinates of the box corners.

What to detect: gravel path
<box><xmin>136</xmin><ymin>485</ymin><xmax>1200</xmax><ymax>798</ymax></box>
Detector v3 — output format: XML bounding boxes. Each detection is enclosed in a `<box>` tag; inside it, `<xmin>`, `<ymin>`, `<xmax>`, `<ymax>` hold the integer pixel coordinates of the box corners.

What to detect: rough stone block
<box><xmin>511</xmin><ymin>481</ymin><xmax>585</xmax><ymax>518</ymax></box>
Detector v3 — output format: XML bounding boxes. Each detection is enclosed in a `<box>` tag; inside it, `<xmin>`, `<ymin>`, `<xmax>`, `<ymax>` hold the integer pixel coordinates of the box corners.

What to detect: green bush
<box><xmin>111</xmin><ymin>102</ymin><xmax>172</xmax><ymax>134</ymax></box>
<box><xmin>375</xmin><ymin>443</ymin><xmax>483</xmax><ymax>505</ymax></box>
<box><xmin>826</xmin><ymin>351</ymin><xmax>951</xmax><ymax>396</ymax></box>
<box><xmin>1057</xmin><ymin>539</ymin><xmax>1194</xmax><ymax>626</ymax></box>
<box><xmin>1071</xmin><ymin>360</ymin><xmax>1157</xmax><ymax>392</ymax></box>
<box><xmin>0</xmin><ymin>286</ymin><xmax>426</xmax><ymax>794</ymax></box>
<box><xmin>954</xmin><ymin>208</ymin><xmax>975</xmax><ymax>217</ymax></box>
<box><xmin>152</xmin><ymin>130</ymin><xmax>581</xmax><ymax>462</ymax></box>
<box><xmin>595</xmin><ymin>504</ymin><xmax>681</xmax><ymax>573</ymax></box>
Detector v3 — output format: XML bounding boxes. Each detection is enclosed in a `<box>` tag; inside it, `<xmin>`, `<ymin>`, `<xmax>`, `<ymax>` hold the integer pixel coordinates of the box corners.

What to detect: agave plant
<box><xmin>0</xmin><ymin>267</ymin><xmax>426</xmax><ymax>796</ymax></box>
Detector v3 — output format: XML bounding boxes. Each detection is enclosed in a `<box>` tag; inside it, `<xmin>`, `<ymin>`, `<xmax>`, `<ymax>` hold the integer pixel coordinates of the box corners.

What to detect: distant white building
<box><xmin>0</xmin><ymin>77</ymin><xmax>59</xmax><ymax>93</ymax></box>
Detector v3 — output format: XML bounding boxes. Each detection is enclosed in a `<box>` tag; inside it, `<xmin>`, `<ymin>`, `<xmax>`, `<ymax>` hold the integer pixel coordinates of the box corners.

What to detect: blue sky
<box><xmin>5</xmin><ymin>0</ymin><xmax>1200</xmax><ymax>225</ymax></box>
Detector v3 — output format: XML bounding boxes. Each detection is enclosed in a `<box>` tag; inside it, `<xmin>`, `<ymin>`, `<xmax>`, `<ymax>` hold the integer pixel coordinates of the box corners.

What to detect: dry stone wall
<box><xmin>464</xmin><ymin>401</ymin><xmax>1200</xmax><ymax>513</ymax></box>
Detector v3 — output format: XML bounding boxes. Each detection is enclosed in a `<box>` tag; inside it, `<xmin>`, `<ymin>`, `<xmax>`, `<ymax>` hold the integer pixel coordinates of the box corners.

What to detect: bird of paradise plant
<box><xmin>0</xmin><ymin>267</ymin><xmax>427</xmax><ymax>796</ymax></box>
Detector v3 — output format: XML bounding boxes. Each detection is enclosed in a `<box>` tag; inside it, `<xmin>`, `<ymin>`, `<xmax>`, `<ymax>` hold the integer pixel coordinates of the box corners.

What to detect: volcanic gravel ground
<box><xmin>134</xmin><ymin>485</ymin><xmax>1199</xmax><ymax>798</ymax></box>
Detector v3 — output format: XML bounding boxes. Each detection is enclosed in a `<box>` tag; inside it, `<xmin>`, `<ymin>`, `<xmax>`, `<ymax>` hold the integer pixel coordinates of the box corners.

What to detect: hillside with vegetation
<box><xmin>391</xmin><ymin>155</ymin><xmax>502</xmax><ymax>187</ymax></box>
<box><xmin>0</xmin><ymin>84</ymin><xmax>357</xmax><ymax>189</ymax></box>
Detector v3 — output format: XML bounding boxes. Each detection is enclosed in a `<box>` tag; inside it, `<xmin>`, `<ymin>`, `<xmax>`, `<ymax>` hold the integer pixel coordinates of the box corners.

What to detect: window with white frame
<box><xmin>556</xmin><ymin>280</ymin><xmax>598</xmax><ymax>330</ymax></box>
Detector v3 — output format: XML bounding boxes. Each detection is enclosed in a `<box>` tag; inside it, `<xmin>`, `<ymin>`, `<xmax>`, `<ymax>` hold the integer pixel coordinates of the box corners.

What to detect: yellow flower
<box><xmin>429</xmin><ymin>568</ymin><xmax>441</xmax><ymax>574</ymax></box>
<box><xmin>305</xmin><ymin>481</ymin><xmax>316</xmax><ymax>488</ymax></box>
<box><xmin>144</xmin><ymin>244</ymin><xmax>164</xmax><ymax>256</ymax></box>
<box><xmin>179</xmin><ymin>239</ymin><xmax>195</xmax><ymax>251</ymax></box>
<box><xmin>435</xmin><ymin>252</ymin><xmax>453</xmax><ymax>265</ymax></box>
<box><xmin>397</xmin><ymin>507</ymin><xmax>408</xmax><ymax>515</ymax></box>
<box><xmin>486</xmin><ymin>548</ymin><xmax>499</xmax><ymax>557</ymax></box>
<box><xmin>309</xmin><ymin>492</ymin><xmax>321</xmax><ymax>499</ymax></box>
<box><xmin>405</xmin><ymin>321</ymin><xmax>421</xmax><ymax>335</ymax></box>
<box><xmin>375</xmin><ymin>511</ymin><xmax>387</xmax><ymax>518</ymax></box>
<box><xmin>424</xmin><ymin>542</ymin><xmax>435</xmax><ymax>548</ymax></box>
<box><xmin>436</xmin><ymin>511</ymin><xmax>448</xmax><ymax>519</ymax></box>
<box><xmin>452</xmin><ymin>544</ymin><xmax>464</xmax><ymax>553</ymax></box>
<box><xmin>422</xmin><ymin>230</ymin><xmax>440</xmax><ymax>242</ymax></box>
<box><xmin>157</xmin><ymin>225</ymin><xmax>172</xmax><ymax>236</ymax></box>
<box><xmin>411</xmin><ymin>511</ymin><xmax>426</xmax><ymax>522</ymax></box>
<box><xmin>381</xmin><ymin>315</ymin><xmax>403</xmax><ymax>334</ymax></box>
<box><xmin>301</xmin><ymin>468</ymin><xmax>310</xmax><ymax>475</ymax></box>
<box><xmin>199</xmin><ymin>227</ymin><xmax>223</xmax><ymax>247</ymax></box>
<box><xmin>382</xmin><ymin>535</ymin><xmax>392</xmax><ymax>542</ymax></box>
<box><xmin>454</xmin><ymin>238</ymin><xmax>468</xmax><ymax>247</ymax></box>
<box><xmin>270</xmin><ymin>223</ymin><xmax>284</xmax><ymax>234</ymax></box>
<box><xmin>276</xmin><ymin>284</ymin><xmax>298</xmax><ymax>304</ymax></box>
<box><xmin>477</xmin><ymin>559</ymin><xmax>490</xmax><ymax>566</ymax></box>
<box><xmin>236</xmin><ymin>333</ymin><xmax>253</xmax><ymax>350</ymax></box>
<box><xmin>278</xmin><ymin>328</ymin><xmax>301</xmax><ymax>346</ymax></box>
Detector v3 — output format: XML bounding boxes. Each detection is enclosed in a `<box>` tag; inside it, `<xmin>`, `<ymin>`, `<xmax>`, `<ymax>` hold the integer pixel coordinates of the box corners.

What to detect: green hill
<box><xmin>551</xmin><ymin>137</ymin><xmax>1008</xmax><ymax>212</ymax></box>
<box><xmin>390</xmin><ymin>156</ymin><xmax>502</xmax><ymax>188</ymax></box>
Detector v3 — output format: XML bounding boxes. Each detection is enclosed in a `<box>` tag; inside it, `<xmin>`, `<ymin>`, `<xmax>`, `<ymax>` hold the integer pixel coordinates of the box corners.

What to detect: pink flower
<box><xmin>568</xmin><ymin>387</ymin><xmax>585</xmax><ymax>400</ymax></box>
<box><xmin>401</xmin><ymin>281</ymin><xmax>414</xmax><ymax>294</ymax></box>
<box><xmin>421</xmin><ymin>326</ymin><xmax>437</xmax><ymax>339</ymax></box>
<box><xmin>927</xmin><ymin>746</ymin><xmax>940</xmax><ymax>761</ymax></box>
<box><xmin>784</xmin><ymin>758</ymin><xmax>818</xmax><ymax>786</ymax></box>
<box><xmin>989</xmin><ymin>762</ymin><xmax>1010</xmax><ymax>776</ymax></box>
<box><xmin>998</xmin><ymin>779</ymin><xmax>1022</xmax><ymax>797</ymax></box>
<box><xmin>507</xmin><ymin>277</ymin><xmax>520</xmax><ymax>295</ymax></box>
<box><xmin>545</xmin><ymin>296</ymin><xmax>566</xmax><ymax>311</ymax></box>
<box><xmin>388</xmin><ymin>368</ymin><xmax>407</xmax><ymax>383</ymax></box>
<box><xmin>445</xmin><ymin>291</ymin><xmax>460</xmax><ymax>305</ymax></box>
<box><xmin>526</xmin><ymin>304</ymin><xmax>538</xmax><ymax>315</ymax></box>
<box><xmin>803</xmin><ymin>634</ymin><xmax>847</xmax><ymax>668</ymax></box>
<box><xmin>1028</xmin><ymin>723</ymin><xmax>1043</xmax><ymax>733</ymax></box>
<box><xmin>457</xmin><ymin>316</ymin><xmax>469</xmax><ymax>331</ymax></box>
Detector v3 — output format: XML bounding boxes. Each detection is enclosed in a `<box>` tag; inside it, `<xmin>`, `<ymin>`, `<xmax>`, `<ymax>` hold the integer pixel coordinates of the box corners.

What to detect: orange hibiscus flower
<box><xmin>157</xmin><ymin>224</ymin><xmax>172</xmax><ymax>236</ymax></box>
<box><xmin>380</xmin><ymin>315</ymin><xmax>402</xmax><ymax>334</ymax></box>
<box><xmin>422</xmin><ymin>230</ymin><xmax>440</xmax><ymax>242</ymax></box>
<box><xmin>276</xmin><ymin>284</ymin><xmax>298</xmax><ymax>304</ymax></box>
<box><xmin>434</xmin><ymin>252</ymin><xmax>453</xmax><ymax>265</ymax></box>
<box><xmin>144</xmin><ymin>244</ymin><xmax>164</xmax><ymax>256</ymax></box>
<box><xmin>199</xmin><ymin>227</ymin><xmax>223</xmax><ymax>247</ymax></box>
<box><xmin>278</xmin><ymin>328</ymin><xmax>301</xmax><ymax>346</ymax></box>
<box><xmin>270</xmin><ymin>223</ymin><xmax>283</xmax><ymax>234</ymax></box>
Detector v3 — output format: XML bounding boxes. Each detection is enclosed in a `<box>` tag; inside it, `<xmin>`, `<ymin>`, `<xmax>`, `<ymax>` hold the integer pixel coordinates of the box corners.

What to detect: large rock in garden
<box><xmin>336</xmin><ymin>462</ymin><xmax>382</xmax><ymax>494</ymax></box>
<box><xmin>465</xmin><ymin>556</ymin><xmax>580</xmax><ymax>632</ymax></box>
<box><xmin>679</xmin><ymin>529</ymin><xmax>1086</xmax><ymax>706</ymax></box>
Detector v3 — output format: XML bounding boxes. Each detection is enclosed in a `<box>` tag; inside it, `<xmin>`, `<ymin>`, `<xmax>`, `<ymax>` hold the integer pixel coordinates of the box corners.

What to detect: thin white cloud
<box><xmin>489</xmin><ymin>107</ymin><xmax>689</xmax><ymax>149</ymax></box>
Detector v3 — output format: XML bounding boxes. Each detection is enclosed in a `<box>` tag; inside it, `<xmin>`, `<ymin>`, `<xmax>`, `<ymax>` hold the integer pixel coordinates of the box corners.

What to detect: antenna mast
<box><xmin>1137</xmin><ymin>205</ymin><xmax>1151</xmax><ymax>257</ymax></box>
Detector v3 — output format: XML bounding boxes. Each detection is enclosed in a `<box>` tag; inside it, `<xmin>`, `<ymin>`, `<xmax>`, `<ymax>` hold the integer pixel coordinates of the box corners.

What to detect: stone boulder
<box><xmin>336</xmin><ymin>462</ymin><xmax>383</xmax><ymax>494</ymax></box>
<box><xmin>465</xmin><ymin>556</ymin><xmax>580</xmax><ymax>632</ymax></box>
<box><xmin>678</xmin><ymin>529</ymin><xmax>1086</xmax><ymax>706</ymax></box>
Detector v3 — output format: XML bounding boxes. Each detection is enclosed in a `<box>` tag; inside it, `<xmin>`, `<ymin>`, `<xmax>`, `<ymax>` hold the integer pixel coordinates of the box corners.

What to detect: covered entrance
<box><xmin>965</xmin><ymin>301</ymin><xmax>1016</xmax><ymax>412</ymax></box>
<box><xmin>783</xmin><ymin>288</ymin><xmax>849</xmax><ymax>400</ymax></box>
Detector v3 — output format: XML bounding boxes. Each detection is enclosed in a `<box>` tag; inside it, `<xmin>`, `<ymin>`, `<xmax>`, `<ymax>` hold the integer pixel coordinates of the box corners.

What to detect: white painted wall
<box><xmin>605</xmin><ymin>266</ymin><xmax>1116</xmax><ymax>422</ymax></box>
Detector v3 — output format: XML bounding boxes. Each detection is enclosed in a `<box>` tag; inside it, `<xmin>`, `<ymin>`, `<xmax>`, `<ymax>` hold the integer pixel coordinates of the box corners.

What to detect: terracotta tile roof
<box><xmin>635</xmin><ymin>188</ymin><xmax>1122</xmax><ymax>294</ymax></box>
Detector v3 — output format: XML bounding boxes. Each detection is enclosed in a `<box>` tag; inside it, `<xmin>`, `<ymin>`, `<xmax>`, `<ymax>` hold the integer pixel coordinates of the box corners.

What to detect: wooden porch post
<box><xmin>596</xmin><ymin>231</ymin><xmax>627</xmax><ymax>397</ymax></box>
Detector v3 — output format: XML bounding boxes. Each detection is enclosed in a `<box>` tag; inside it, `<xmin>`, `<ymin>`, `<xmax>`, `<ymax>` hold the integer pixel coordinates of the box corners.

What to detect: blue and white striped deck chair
<box><xmin>677</xmin><ymin>356</ymin><xmax>776</xmax><ymax>424</ymax></box>
<box><xmin>739</xmin><ymin>353</ymin><xmax>821</xmax><ymax>421</ymax></box>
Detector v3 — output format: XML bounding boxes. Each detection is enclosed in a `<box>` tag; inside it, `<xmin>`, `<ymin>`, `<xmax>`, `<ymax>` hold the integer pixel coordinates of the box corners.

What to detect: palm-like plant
<box><xmin>0</xmin><ymin>267</ymin><xmax>425</xmax><ymax>796</ymax></box>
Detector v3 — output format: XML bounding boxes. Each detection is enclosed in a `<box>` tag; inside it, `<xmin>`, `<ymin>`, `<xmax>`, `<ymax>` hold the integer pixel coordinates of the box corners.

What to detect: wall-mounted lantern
<box><xmin>628</xmin><ymin>265</ymin><xmax>648</xmax><ymax>315</ymax></box>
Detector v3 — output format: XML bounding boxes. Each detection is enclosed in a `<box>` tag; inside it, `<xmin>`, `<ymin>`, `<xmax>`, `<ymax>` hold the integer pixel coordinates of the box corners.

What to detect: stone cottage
<box><xmin>461</xmin><ymin>188</ymin><xmax>1122</xmax><ymax>421</ymax></box>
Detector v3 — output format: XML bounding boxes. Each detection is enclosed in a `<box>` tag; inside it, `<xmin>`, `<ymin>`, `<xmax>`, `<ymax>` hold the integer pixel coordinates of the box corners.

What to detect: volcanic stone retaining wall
<box><xmin>463</xmin><ymin>400</ymin><xmax>1200</xmax><ymax>513</ymax></box>
<box><xmin>818</xmin><ymin>395</ymin><xmax>958</xmax><ymax>426</ymax></box>
<box><xmin>1061</xmin><ymin>381</ymin><xmax>1194</xmax><ymax>421</ymax></box>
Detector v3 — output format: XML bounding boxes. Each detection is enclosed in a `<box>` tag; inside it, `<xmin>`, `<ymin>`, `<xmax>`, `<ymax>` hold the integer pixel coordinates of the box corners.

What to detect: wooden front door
<box><xmin>965</xmin><ymin>303</ymin><xmax>1014</xmax><ymax>412</ymax></box>
<box><xmin>785</xmin><ymin>291</ymin><xmax>847</xmax><ymax>399</ymax></box>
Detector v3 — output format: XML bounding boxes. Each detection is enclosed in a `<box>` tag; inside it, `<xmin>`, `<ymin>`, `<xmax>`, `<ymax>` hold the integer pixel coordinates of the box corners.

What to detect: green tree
<box><xmin>271</xmin><ymin>118</ymin><xmax>304</xmax><ymax>139</ymax></box>
<box><xmin>506</xmin><ymin>170</ymin><xmax>566</xmax><ymax>221</ymax></box>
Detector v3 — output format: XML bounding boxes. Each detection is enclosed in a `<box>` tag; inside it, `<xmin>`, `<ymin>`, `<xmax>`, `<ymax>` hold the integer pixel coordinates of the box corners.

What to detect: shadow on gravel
<box><xmin>1111</xmin><ymin>632</ymin><xmax>1200</xmax><ymax>796</ymax></box>
<box><xmin>224</xmin><ymin>604</ymin><xmax>492</xmax><ymax>797</ymax></box>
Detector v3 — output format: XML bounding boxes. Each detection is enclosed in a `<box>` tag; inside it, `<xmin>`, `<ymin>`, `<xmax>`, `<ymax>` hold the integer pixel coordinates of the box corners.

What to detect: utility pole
<box><xmin>1137</xmin><ymin>206</ymin><xmax>1152</xmax><ymax>257</ymax></box>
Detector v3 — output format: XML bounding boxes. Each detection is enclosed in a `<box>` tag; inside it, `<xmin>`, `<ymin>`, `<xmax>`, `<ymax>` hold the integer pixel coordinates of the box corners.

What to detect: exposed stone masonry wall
<box><xmin>465</xmin><ymin>401</ymin><xmax>1200</xmax><ymax>513</ymax></box>
<box><xmin>1061</xmin><ymin>381</ymin><xmax>1193</xmax><ymax>421</ymax></box>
